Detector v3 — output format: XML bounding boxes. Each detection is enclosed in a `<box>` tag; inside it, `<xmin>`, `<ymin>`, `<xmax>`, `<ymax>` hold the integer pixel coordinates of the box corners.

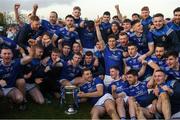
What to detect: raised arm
<box><xmin>32</xmin><ymin>4</ymin><xmax>38</xmax><ymax>16</ymax></box>
<box><xmin>115</xmin><ymin>4</ymin><xmax>123</xmax><ymax>21</ymax></box>
<box><xmin>95</xmin><ymin>17</ymin><xmax>105</xmax><ymax>48</ymax></box>
<box><xmin>14</xmin><ymin>3</ymin><xmax>24</xmax><ymax>27</ymax></box>
<box><xmin>20</xmin><ymin>45</ymin><xmax>35</xmax><ymax>65</ymax></box>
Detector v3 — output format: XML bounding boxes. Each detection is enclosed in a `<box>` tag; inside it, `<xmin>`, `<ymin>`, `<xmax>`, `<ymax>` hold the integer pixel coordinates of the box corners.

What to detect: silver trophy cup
<box><xmin>64</xmin><ymin>85</ymin><xmax>77</xmax><ymax>115</ymax></box>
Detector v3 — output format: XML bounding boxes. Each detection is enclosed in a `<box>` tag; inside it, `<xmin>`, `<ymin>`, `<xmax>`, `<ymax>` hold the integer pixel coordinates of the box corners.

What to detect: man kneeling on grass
<box><xmin>78</xmin><ymin>68</ymin><xmax>119</xmax><ymax>120</ymax></box>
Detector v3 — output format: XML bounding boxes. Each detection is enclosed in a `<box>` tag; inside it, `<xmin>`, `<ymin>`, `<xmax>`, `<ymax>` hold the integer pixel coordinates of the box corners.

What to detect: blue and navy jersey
<box><xmin>60</xmin><ymin>64</ymin><xmax>82</xmax><ymax>81</ymax></box>
<box><xmin>55</xmin><ymin>27</ymin><xmax>80</xmax><ymax>46</ymax></box>
<box><xmin>79</xmin><ymin>28</ymin><xmax>96</xmax><ymax>49</ymax></box>
<box><xmin>125</xmin><ymin>53</ymin><xmax>152</xmax><ymax>80</ymax></box>
<box><xmin>161</xmin><ymin>64</ymin><xmax>180</xmax><ymax>81</ymax></box>
<box><xmin>80</xmin><ymin>77</ymin><xmax>105</xmax><ymax>105</ymax></box>
<box><xmin>125</xmin><ymin>53</ymin><xmax>142</xmax><ymax>71</ymax></box>
<box><xmin>60</xmin><ymin>53</ymin><xmax>73</xmax><ymax>63</ymax></box>
<box><xmin>100</xmin><ymin>22</ymin><xmax>111</xmax><ymax>33</ymax></box>
<box><xmin>14</xmin><ymin>24</ymin><xmax>46</xmax><ymax>50</ymax></box>
<box><xmin>141</xmin><ymin>16</ymin><xmax>152</xmax><ymax>33</ymax></box>
<box><xmin>104</xmin><ymin>46</ymin><xmax>123</xmax><ymax>75</ymax></box>
<box><xmin>167</xmin><ymin>21</ymin><xmax>180</xmax><ymax>41</ymax></box>
<box><xmin>151</xmin><ymin>25</ymin><xmax>180</xmax><ymax>52</ymax></box>
<box><xmin>74</xmin><ymin>18</ymin><xmax>83</xmax><ymax>28</ymax></box>
<box><xmin>167</xmin><ymin>21</ymin><xmax>180</xmax><ymax>32</ymax></box>
<box><xmin>0</xmin><ymin>36</ymin><xmax>18</xmax><ymax>50</ymax></box>
<box><xmin>129</xmin><ymin>31</ymin><xmax>154</xmax><ymax>54</ymax></box>
<box><xmin>41</xmin><ymin>19</ymin><xmax>61</xmax><ymax>33</ymax></box>
<box><xmin>125</xmin><ymin>81</ymin><xmax>148</xmax><ymax>103</ymax></box>
<box><xmin>22</xmin><ymin>58</ymin><xmax>44</xmax><ymax>83</ymax></box>
<box><xmin>157</xmin><ymin>80</ymin><xmax>175</xmax><ymax>95</ymax></box>
<box><xmin>82</xmin><ymin>59</ymin><xmax>94</xmax><ymax>70</ymax></box>
<box><xmin>0</xmin><ymin>59</ymin><xmax>21</xmax><ymax>88</ymax></box>
<box><xmin>100</xmin><ymin>22</ymin><xmax>111</xmax><ymax>43</ymax></box>
<box><xmin>109</xmin><ymin>79</ymin><xmax>129</xmax><ymax>94</ymax></box>
<box><xmin>146</xmin><ymin>54</ymin><xmax>166</xmax><ymax>67</ymax></box>
<box><xmin>45</xmin><ymin>58</ymin><xmax>65</xmax><ymax>79</ymax></box>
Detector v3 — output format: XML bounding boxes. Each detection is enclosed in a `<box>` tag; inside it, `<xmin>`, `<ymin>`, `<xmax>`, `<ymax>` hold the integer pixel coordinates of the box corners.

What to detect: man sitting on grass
<box><xmin>78</xmin><ymin>68</ymin><xmax>119</xmax><ymax>119</ymax></box>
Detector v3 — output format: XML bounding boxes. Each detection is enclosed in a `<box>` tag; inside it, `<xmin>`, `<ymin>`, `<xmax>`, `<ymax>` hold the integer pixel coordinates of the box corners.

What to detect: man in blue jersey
<box><xmin>52</xmin><ymin>15</ymin><xmax>81</xmax><ymax>48</ymax></box>
<box><xmin>125</xmin><ymin>69</ymin><xmax>157</xmax><ymax>119</ymax></box>
<box><xmin>146</xmin><ymin>44</ymin><xmax>166</xmax><ymax>68</ymax></box>
<box><xmin>95</xmin><ymin>19</ymin><xmax>123</xmax><ymax>86</ymax></box>
<box><xmin>79</xmin><ymin>20</ymin><xmax>96</xmax><ymax>53</ymax></box>
<box><xmin>109</xmin><ymin>66</ymin><xmax>129</xmax><ymax>119</ymax></box>
<box><xmin>99</xmin><ymin>11</ymin><xmax>111</xmax><ymax>44</ymax></box>
<box><xmin>81</xmin><ymin>51</ymin><xmax>104</xmax><ymax>79</ymax></box>
<box><xmin>122</xmin><ymin>19</ymin><xmax>133</xmax><ymax>36</ymax></box>
<box><xmin>40</xmin><ymin>48</ymin><xmax>65</xmax><ymax>100</ymax></box>
<box><xmin>161</xmin><ymin>51</ymin><xmax>180</xmax><ymax>81</ymax></box>
<box><xmin>151</xmin><ymin>13</ymin><xmax>180</xmax><ymax>52</ymax></box>
<box><xmin>21</xmin><ymin>45</ymin><xmax>45</xmax><ymax>104</ymax></box>
<box><xmin>167</xmin><ymin>7</ymin><xmax>180</xmax><ymax>41</ymax></box>
<box><xmin>153</xmin><ymin>70</ymin><xmax>172</xmax><ymax>120</ymax></box>
<box><xmin>140</xmin><ymin>6</ymin><xmax>153</xmax><ymax>34</ymax></box>
<box><xmin>117</xmin><ymin>32</ymin><xmax>129</xmax><ymax>58</ymax></box>
<box><xmin>41</xmin><ymin>11</ymin><xmax>61</xmax><ymax>34</ymax></box>
<box><xmin>72</xmin><ymin>6</ymin><xmax>83</xmax><ymax>29</ymax></box>
<box><xmin>60</xmin><ymin>43</ymin><xmax>73</xmax><ymax>63</ymax></box>
<box><xmin>0</xmin><ymin>46</ymin><xmax>34</xmax><ymax>108</ymax></box>
<box><xmin>59</xmin><ymin>53</ymin><xmax>83</xmax><ymax>87</ymax></box>
<box><xmin>78</xmin><ymin>68</ymin><xmax>119</xmax><ymax>119</ymax></box>
<box><xmin>130</xmin><ymin>20</ymin><xmax>154</xmax><ymax>61</ymax></box>
<box><xmin>124</xmin><ymin>42</ymin><xmax>148</xmax><ymax>80</ymax></box>
<box><xmin>14</xmin><ymin>15</ymin><xmax>46</xmax><ymax>53</ymax></box>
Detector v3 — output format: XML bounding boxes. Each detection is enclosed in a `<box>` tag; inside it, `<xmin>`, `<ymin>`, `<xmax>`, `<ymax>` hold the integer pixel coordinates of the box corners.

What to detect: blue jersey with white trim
<box><xmin>151</xmin><ymin>25</ymin><xmax>180</xmax><ymax>51</ymax></box>
<box><xmin>109</xmin><ymin>79</ymin><xmax>129</xmax><ymax>94</ymax></box>
<box><xmin>129</xmin><ymin>31</ymin><xmax>154</xmax><ymax>54</ymax></box>
<box><xmin>60</xmin><ymin>64</ymin><xmax>82</xmax><ymax>81</ymax></box>
<box><xmin>146</xmin><ymin>54</ymin><xmax>166</xmax><ymax>67</ymax></box>
<box><xmin>125</xmin><ymin>81</ymin><xmax>148</xmax><ymax>103</ymax></box>
<box><xmin>55</xmin><ymin>27</ymin><xmax>79</xmax><ymax>46</ymax></box>
<box><xmin>125</xmin><ymin>53</ymin><xmax>142</xmax><ymax>71</ymax></box>
<box><xmin>0</xmin><ymin>36</ymin><xmax>18</xmax><ymax>50</ymax></box>
<box><xmin>80</xmin><ymin>77</ymin><xmax>105</xmax><ymax>105</ymax></box>
<box><xmin>161</xmin><ymin>64</ymin><xmax>180</xmax><ymax>81</ymax></box>
<box><xmin>0</xmin><ymin>59</ymin><xmax>21</xmax><ymax>88</ymax></box>
<box><xmin>158</xmin><ymin>80</ymin><xmax>175</xmax><ymax>95</ymax></box>
<box><xmin>79</xmin><ymin>28</ymin><xmax>96</xmax><ymax>49</ymax></box>
<box><xmin>104</xmin><ymin>46</ymin><xmax>123</xmax><ymax>75</ymax></box>
<box><xmin>41</xmin><ymin>19</ymin><xmax>61</xmax><ymax>33</ymax></box>
<box><xmin>141</xmin><ymin>16</ymin><xmax>152</xmax><ymax>33</ymax></box>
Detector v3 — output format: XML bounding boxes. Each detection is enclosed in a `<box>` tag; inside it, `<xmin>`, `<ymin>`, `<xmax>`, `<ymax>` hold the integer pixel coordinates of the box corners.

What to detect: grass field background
<box><xmin>0</xmin><ymin>97</ymin><xmax>94</xmax><ymax>119</ymax></box>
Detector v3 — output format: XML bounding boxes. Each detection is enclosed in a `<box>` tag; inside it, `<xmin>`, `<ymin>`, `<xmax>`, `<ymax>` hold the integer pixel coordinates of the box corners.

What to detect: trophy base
<box><xmin>65</xmin><ymin>107</ymin><xmax>77</xmax><ymax>115</ymax></box>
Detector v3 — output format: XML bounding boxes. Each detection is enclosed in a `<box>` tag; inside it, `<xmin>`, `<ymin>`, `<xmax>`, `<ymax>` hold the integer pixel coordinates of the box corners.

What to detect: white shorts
<box><xmin>26</xmin><ymin>83</ymin><xmax>36</xmax><ymax>91</ymax></box>
<box><xmin>123</xmin><ymin>95</ymin><xmax>129</xmax><ymax>103</ymax></box>
<box><xmin>94</xmin><ymin>93</ymin><xmax>114</xmax><ymax>107</ymax></box>
<box><xmin>1</xmin><ymin>87</ymin><xmax>15</xmax><ymax>96</ymax></box>
<box><xmin>103</xmin><ymin>75</ymin><xmax>114</xmax><ymax>87</ymax></box>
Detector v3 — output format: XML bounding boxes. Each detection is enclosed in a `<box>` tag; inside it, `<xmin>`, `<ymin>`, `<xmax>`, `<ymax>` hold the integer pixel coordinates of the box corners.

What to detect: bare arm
<box><xmin>14</xmin><ymin>3</ymin><xmax>24</xmax><ymax>26</ymax></box>
<box><xmin>32</xmin><ymin>4</ymin><xmax>38</xmax><ymax>16</ymax></box>
<box><xmin>52</xmin><ymin>34</ymin><xmax>58</xmax><ymax>47</ymax></box>
<box><xmin>78</xmin><ymin>84</ymin><xmax>103</xmax><ymax>98</ymax></box>
<box><xmin>138</xmin><ymin>61</ymin><xmax>147</xmax><ymax>77</ymax></box>
<box><xmin>115</xmin><ymin>4</ymin><xmax>123</xmax><ymax>21</ymax></box>
<box><xmin>95</xmin><ymin>17</ymin><xmax>105</xmax><ymax>49</ymax></box>
<box><xmin>20</xmin><ymin>46</ymin><xmax>35</xmax><ymax>65</ymax></box>
<box><xmin>111</xmin><ymin>85</ymin><xmax>118</xmax><ymax>99</ymax></box>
